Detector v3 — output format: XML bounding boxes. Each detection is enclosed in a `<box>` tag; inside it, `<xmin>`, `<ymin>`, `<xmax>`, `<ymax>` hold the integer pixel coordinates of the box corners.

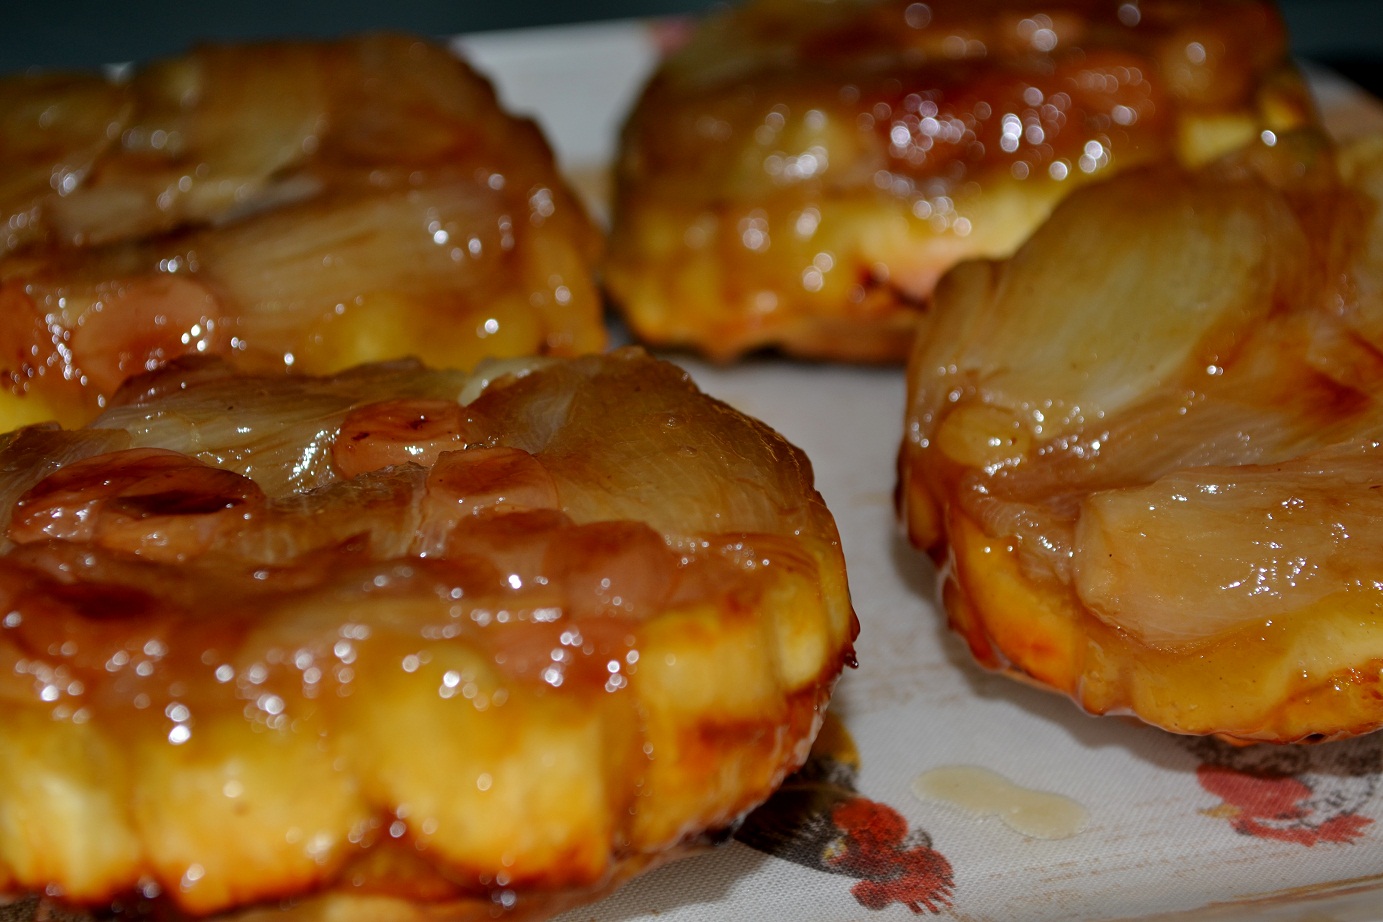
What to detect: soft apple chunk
<box><xmin>917</xmin><ymin>167</ymin><xmax>1307</xmax><ymax>447</ymax></box>
<box><xmin>1074</xmin><ymin>443</ymin><xmax>1383</xmax><ymax>648</ymax></box>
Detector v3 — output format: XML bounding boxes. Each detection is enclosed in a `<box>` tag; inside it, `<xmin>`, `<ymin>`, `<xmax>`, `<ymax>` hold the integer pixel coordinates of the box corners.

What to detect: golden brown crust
<box><xmin>606</xmin><ymin>0</ymin><xmax>1316</xmax><ymax>362</ymax></box>
<box><xmin>0</xmin><ymin>349</ymin><xmax>856</xmax><ymax>918</ymax></box>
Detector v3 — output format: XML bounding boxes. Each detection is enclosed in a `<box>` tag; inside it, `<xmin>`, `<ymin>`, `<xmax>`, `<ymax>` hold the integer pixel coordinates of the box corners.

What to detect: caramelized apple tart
<box><xmin>0</xmin><ymin>34</ymin><xmax>604</xmax><ymax>433</ymax></box>
<box><xmin>0</xmin><ymin>349</ymin><xmax>856</xmax><ymax>919</ymax></box>
<box><xmin>899</xmin><ymin>130</ymin><xmax>1383</xmax><ymax>744</ymax></box>
<box><xmin>606</xmin><ymin>0</ymin><xmax>1315</xmax><ymax>362</ymax></box>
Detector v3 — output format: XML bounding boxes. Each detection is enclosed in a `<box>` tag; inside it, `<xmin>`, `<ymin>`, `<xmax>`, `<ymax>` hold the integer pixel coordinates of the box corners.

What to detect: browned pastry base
<box><xmin>606</xmin><ymin>0</ymin><xmax>1316</xmax><ymax>362</ymax></box>
<box><xmin>2</xmin><ymin>814</ymin><xmax>706</xmax><ymax>921</ymax></box>
<box><xmin>0</xmin><ymin>348</ymin><xmax>856</xmax><ymax>918</ymax></box>
<box><xmin>898</xmin><ymin>130</ymin><xmax>1383</xmax><ymax>743</ymax></box>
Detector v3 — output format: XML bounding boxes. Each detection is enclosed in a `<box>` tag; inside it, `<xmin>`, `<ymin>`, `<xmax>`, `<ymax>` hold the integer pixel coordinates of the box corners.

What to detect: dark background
<box><xmin>5</xmin><ymin>0</ymin><xmax>1383</xmax><ymax>85</ymax></box>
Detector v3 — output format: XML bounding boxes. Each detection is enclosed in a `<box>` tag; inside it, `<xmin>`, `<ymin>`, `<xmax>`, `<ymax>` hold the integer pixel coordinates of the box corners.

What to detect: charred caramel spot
<box><xmin>109</xmin><ymin>488</ymin><xmax>250</xmax><ymax>518</ymax></box>
<box><xmin>333</xmin><ymin>398</ymin><xmax>487</xmax><ymax>478</ymax></box>
<box><xmin>10</xmin><ymin>447</ymin><xmax>264</xmax><ymax>560</ymax></box>
<box><xmin>45</xmin><ymin>578</ymin><xmax>160</xmax><ymax>623</ymax></box>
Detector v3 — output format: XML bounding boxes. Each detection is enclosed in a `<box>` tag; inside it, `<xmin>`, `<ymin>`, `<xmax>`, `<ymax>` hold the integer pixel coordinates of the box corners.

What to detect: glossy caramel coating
<box><xmin>0</xmin><ymin>34</ymin><xmax>604</xmax><ymax>432</ymax></box>
<box><xmin>0</xmin><ymin>349</ymin><xmax>856</xmax><ymax>918</ymax></box>
<box><xmin>899</xmin><ymin>130</ymin><xmax>1383</xmax><ymax>743</ymax></box>
<box><xmin>606</xmin><ymin>0</ymin><xmax>1315</xmax><ymax>362</ymax></box>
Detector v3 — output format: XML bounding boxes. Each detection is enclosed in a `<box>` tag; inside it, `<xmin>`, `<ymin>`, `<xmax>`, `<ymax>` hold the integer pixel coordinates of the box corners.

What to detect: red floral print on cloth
<box><xmin>1197</xmin><ymin>765</ymin><xmax>1373</xmax><ymax>846</ymax></box>
<box><xmin>826</xmin><ymin>797</ymin><xmax>955</xmax><ymax>913</ymax></box>
<box><xmin>1184</xmin><ymin>735</ymin><xmax>1380</xmax><ymax>847</ymax></box>
<box><xmin>735</xmin><ymin>715</ymin><xmax>955</xmax><ymax>915</ymax></box>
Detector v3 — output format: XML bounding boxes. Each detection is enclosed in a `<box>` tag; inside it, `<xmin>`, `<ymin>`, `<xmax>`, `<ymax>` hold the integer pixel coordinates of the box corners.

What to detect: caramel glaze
<box><xmin>606</xmin><ymin>0</ymin><xmax>1315</xmax><ymax>362</ymax></box>
<box><xmin>0</xmin><ymin>34</ymin><xmax>604</xmax><ymax>431</ymax></box>
<box><xmin>0</xmin><ymin>350</ymin><xmax>857</xmax><ymax>918</ymax></box>
<box><xmin>633</xmin><ymin>0</ymin><xmax>1298</xmax><ymax>192</ymax></box>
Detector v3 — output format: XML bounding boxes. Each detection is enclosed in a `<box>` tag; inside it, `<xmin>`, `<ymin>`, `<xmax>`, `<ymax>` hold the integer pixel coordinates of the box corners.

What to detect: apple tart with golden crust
<box><xmin>0</xmin><ymin>348</ymin><xmax>856</xmax><ymax>919</ymax></box>
<box><xmin>899</xmin><ymin>130</ymin><xmax>1383</xmax><ymax>744</ymax></box>
<box><xmin>0</xmin><ymin>34</ymin><xmax>604</xmax><ymax>433</ymax></box>
<box><xmin>605</xmin><ymin>0</ymin><xmax>1315</xmax><ymax>362</ymax></box>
